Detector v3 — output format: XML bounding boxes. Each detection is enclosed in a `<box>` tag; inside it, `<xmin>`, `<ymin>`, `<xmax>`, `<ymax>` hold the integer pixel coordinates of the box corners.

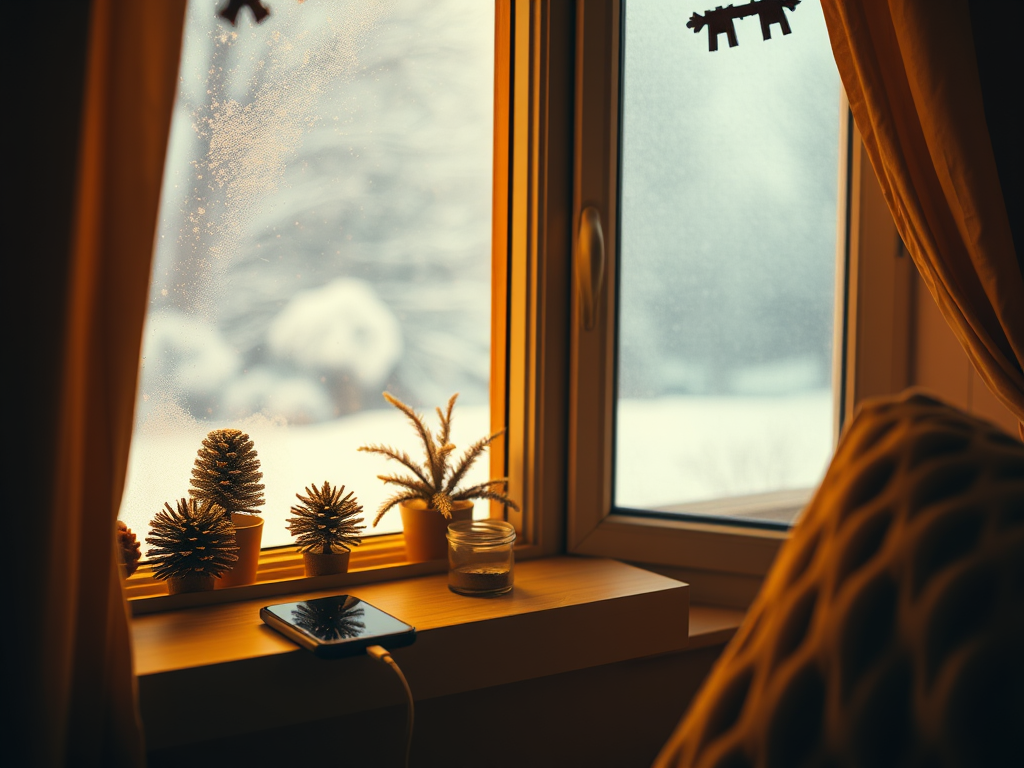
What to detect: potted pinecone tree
<box><xmin>189</xmin><ymin>427</ymin><xmax>266</xmax><ymax>587</ymax></box>
<box><xmin>287</xmin><ymin>481</ymin><xmax>366</xmax><ymax>576</ymax></box>
<box><xmin>145</xmin><ymin>498</ymin><xmax>239</xmax><ymax>594</ymax></box>
<box><xmin>358</xmin><ymin>392</ymin><xmax>519</xmax><ymax>562</ymax></box>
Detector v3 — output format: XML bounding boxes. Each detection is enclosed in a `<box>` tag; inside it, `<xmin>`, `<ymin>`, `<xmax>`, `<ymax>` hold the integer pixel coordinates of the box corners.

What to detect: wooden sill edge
<box><xmin>686</xmin><ymin>603</ymin><xmax>745</xmax><ymax>649</ymax></box>
<box><xmin>134</xmin><ymin>558</ymin><xmax>744</xmax><ymax>750</ymax></box>
<box><xmin>134</xmin><ymin>556</ymin><xmax>744</xmax><ymax>750</ymax></box>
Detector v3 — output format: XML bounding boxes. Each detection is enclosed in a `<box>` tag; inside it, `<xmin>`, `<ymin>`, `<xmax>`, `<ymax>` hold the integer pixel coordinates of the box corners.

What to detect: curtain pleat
<box><xmin>820</xmin><ymin>0</ymin><xmax>1024</xmax><ymax>431</ymax></box>
<box><xmin>33</xmin><ymin>1</ymin><xmax>186</xmax><ymax>765</ymax></box>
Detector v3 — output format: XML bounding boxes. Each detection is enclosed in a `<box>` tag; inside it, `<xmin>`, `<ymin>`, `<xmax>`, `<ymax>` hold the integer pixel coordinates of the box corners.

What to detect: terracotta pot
<box><xmin>216</xmin><ymin>513</ymin><xmax>264</xmax><ymax>588</ymax></box>
<box><xmin>399</xmin><ymin>499</ymin><xmax>473</xmax><ymax>563</ymax></box>
<box><xmin>302</xmin><ymin>548</ymin><xmax>352</xmax><ymax>577</ymax></box>
<box><xmin>167</xmin><ymin>572</ymin><xmax>215</xmax><ymax>594</ymax></box>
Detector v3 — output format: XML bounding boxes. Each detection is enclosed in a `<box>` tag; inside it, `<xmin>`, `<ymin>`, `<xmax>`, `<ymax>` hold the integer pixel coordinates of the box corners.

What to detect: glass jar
<box><xmin>446</xmin><ymin>519</ymin><xmax>516</xmax><ymax>596</ymax></box>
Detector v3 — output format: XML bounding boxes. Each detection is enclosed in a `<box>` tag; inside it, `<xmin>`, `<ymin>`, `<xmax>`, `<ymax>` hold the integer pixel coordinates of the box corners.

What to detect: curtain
<box><xmin>26</xmin><ymin>1</ymin><xmax>186</xmax><ymax>765</ymax></box>
<box><xmin>820</xmin><ymin>0</ymin><xmax>1024</xmax><ymax>432</ymax></box>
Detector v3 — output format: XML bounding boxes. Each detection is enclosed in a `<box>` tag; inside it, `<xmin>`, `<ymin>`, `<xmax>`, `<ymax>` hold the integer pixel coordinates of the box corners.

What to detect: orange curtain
<box><xmin>820</xmin><ymin>0</ymin><xmax>1024</xmax><ymax>430</ymax></box>
<box><xmin>28</xmin><ymin>1</ymin><xmax>186</xmax><ymax>765</ymax></box>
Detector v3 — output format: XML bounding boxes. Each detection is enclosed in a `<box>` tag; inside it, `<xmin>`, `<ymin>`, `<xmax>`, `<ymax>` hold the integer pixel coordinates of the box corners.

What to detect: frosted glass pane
<box><xmin>615</xmin><ymin>0</ymin><xmax>840</xmax><ymax>523</ymax></box>
<box><xmin>120</xmin><ymin>0</ymin><xmax>494</xmax><ymax>547</ymax></box>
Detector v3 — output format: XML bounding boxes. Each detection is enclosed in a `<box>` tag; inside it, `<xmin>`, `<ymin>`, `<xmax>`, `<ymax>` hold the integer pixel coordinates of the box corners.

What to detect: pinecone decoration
<box><xmin>145</xmin><ymin>498</ymin><xmax>239</xmax><ymax>581</ymax></box>
<box><xmin>115</xmin><ymin>520</ymin><xmax>142</xmax><ymax>577</ymax></box>
<box><xmin>189</xmin><ymin>428</ymin><xmax>265</xmax><ymax>516</ymax></box>
<box><xmin>287</xmin><ymin>481</ymin><xmax>366</xmax><ymax>554</ymax></box>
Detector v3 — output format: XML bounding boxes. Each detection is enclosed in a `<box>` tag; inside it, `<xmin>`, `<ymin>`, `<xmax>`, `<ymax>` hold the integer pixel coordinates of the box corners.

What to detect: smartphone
<box><xmin>260</xmin><ymin>594</ymin><xmax>417</xmax><ymax>659</ymax></box>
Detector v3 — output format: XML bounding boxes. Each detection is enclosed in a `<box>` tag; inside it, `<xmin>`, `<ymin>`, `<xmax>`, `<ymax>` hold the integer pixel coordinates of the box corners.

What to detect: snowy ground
<box><xmin>615</xmin><ymin>390</ymin><xmax>834</xmax><ymax>509</ymax></box>
<box><xmin>120</xmin><ymin>392</ymin><xmax>834</xmax><ymax>551</ymax></box>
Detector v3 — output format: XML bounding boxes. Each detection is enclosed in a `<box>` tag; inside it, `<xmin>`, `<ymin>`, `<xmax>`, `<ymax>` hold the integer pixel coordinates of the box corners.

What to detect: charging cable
<box><xmin>366</xmin><ymin>645</ymin><xmax>414</xmax><ymax>768</ymax></box>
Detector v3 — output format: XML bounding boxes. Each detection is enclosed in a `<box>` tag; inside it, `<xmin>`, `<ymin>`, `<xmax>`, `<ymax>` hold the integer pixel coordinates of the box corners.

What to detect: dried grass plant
<box><xmin>359</xmin><ymin>392</ymin><xmax>519</xmax><ymax>525</ymax></box>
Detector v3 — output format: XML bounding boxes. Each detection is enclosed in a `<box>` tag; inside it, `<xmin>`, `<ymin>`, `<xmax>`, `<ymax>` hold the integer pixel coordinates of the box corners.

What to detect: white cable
<box><xmin>366</xmin><ymin>644</ymin><xmax>414</xmax><ymax>768</ymax></box>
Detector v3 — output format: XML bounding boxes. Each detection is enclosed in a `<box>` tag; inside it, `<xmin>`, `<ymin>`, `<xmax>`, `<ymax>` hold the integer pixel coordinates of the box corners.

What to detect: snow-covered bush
<box><xmin>221</xmin><ymin>367</ymin><xmax>335</xmax><ymax>425</ymax></box>
<box><xmin>137</xmin><ymin>310</ymin><xmax>241</xmax><ymax>418</ymax></box>
<box><xmin>268</xmin><ymin>278</ymin><xmax>402</xmax><ymax>388</ymax></box>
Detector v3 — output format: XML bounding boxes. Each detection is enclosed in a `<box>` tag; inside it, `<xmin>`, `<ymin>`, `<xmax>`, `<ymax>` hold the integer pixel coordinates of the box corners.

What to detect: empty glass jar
<box><xmin>446</xmin><ymin>519</ymin><xmax>516</xmax><ymax>596</ymax></box>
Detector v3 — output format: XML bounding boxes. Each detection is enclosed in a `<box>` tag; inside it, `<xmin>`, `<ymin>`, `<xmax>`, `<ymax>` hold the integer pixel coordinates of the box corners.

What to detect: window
<box><xmin>120</xmin><ymin>0</ymin><xmax>500</xmax><ymax>565</ymax></box>
<box><xmin>564</xmin><ymin>0</ymin><xmax>903</xmax><ymax>588</ymax></box>
<box><xmin>615</xmin><ymin>0</ymin><xmax>839</xmax><ymax>524</ymax></box>
<box><xmin>121</xmin><ymin>0</ymin><xmax>906</xmax><ymax>602</ymax></box>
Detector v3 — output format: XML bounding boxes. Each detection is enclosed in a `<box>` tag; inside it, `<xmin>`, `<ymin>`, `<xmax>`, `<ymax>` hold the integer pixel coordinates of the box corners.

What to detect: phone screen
<box><xmin>261</xmin><ymin>595</ymin><xmax>416</xmax><ymax>658</ymax></box>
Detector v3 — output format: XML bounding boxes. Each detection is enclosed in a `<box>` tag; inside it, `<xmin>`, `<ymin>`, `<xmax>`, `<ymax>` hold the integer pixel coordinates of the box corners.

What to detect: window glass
<box><xmin>615</xmin><ymin>0</ymin><xmax>840</xmax><ymax>524</ymax></box>
<box><xmin>119</xmin><ymin>0</ymin><xmax>494</xmax><ymax>548</ymax></box>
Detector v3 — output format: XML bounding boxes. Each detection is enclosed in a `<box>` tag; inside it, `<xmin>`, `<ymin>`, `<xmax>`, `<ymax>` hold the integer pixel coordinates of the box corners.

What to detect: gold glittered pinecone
<box><xmin>145</xmin><ymin>498</ymin><xmax>239</xmax><ymax>581</ymax></box>
<box><xmin>189</xmin><ymin>428</ymin><xmax>265</xmax><ymax>516</ymax></box>
<box><xmin>287</xmin><ymin>481</ymin><xmax>366</xmax><ymax>554</ymax></box>
<box><xmin>115</xmin><ymin>520</ymin><xmax>142</xmax><ymax>577</ymax></box>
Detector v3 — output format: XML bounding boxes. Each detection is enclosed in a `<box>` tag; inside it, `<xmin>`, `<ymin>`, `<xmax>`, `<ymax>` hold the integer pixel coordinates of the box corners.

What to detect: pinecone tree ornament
<box><xmin>288</xmin><ymin>482</ymin><xmax>366</xmax><ymax>554</ymax></box>
<box><xmin>288</xmin><ymin>482</ymin><xmax>365</xmax><ymax>577</ymax></box>
<box><xmin>145</xmin><ymin>498</ymin><xmax>239</xmax><ymax>593</ymax></box>
<box><xmin>189</xmin><ymin>428</ymin><xmax>266</xmax><ymax>517</ymax></box>
<box><xmin>115</xmin><ymin>520</ymin><xmax>142</xmax><ymax>577</ymax></box>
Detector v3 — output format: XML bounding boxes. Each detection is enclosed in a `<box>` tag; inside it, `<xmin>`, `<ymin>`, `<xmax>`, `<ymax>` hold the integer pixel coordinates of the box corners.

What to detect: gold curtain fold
<box><xmin>30</xmin><ymin>1</ymin><xmax>186</xmax><ymax>765</ymax></box>
<box><xmin>820</xmin><ymin>0</ymin><xmax>1024</xmax><ymax>431</ymax></box>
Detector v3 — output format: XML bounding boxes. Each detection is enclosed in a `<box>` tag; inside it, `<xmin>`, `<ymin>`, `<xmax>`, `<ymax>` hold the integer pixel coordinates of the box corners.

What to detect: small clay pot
<box><xmin>216</xmin><ymin>513</ymin><xmax>264</xmax><ymax>589</ymax></box>
<box><xmin>167</xmin><ymin>572</ymin><xmax>215</xmax><ymax>594</ymax></box>
<box><xmin>399</xmin><ymin>499</ymin><xmax>473</xmax><ymax>562</ymax></box>
<box><xmin>302</xmin><ymin>549</ymin><xmax>352</xmax><ymax>577</ymax></box>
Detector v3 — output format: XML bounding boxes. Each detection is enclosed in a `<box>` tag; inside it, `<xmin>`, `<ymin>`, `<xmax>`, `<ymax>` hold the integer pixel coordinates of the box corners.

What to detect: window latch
<box><xmin>577</xmin><ymin>206</ymin><xmax>605</xmax><ymax>332</ymax></box>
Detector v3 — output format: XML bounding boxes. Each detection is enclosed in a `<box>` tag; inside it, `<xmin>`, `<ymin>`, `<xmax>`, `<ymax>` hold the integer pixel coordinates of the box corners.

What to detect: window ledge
<box><xmin>134</xmin><ymin>556</ymin><xmax>699</xmax><ymax>750</ymax></box>
<box><xmin>574</xmin><ymin>513</ymin><xmax>788</xmax><ymax>576</ymax></box>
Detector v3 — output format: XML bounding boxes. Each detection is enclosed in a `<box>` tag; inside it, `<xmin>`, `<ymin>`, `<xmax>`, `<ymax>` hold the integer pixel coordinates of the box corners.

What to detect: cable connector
<box><xmin>366</xmin><ymin>644</ymin><xmax>393</xmax><ymax>662</ymax></box>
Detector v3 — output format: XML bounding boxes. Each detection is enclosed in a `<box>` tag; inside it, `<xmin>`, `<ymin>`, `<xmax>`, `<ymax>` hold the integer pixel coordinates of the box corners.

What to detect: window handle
<box><xmin>577</xmin><ymin>206</ymin><xmax>605</xmax><ymax>331</ymax></box>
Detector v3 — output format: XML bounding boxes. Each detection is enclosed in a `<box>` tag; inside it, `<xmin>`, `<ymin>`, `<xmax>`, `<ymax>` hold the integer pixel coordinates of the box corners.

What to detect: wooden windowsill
<box><xmin>133</xmin><ymin>556</ymin><xmax>740</xmax><ymax>751</ymax></box>
<box><xmin>686</xmin><ymin>602</ymin><xmax>746</xmax><ymax>649</ymax></box>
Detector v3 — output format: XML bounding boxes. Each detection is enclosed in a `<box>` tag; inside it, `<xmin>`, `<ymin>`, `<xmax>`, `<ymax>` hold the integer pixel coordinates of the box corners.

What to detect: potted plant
<box><xmin>287</xmin><ymin>481</ymin><xmax>366</xmax><ymax>576</ymax></box>
<box><xmin>189</xmin><ymin>427</ymin><xmax>266</xmax><ymax>587</ymax></box>
<box><xmin>145</xmin><ymin>498</ymin><xmax>239</xmax><ymax>594</ymax></box>
<box><xmin>359</xmin><ymin>391</ymin><xmax>519</xmax><ymax>562</ymax></box>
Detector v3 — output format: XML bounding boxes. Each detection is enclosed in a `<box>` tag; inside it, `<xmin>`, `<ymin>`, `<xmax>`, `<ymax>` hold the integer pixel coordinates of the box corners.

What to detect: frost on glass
<box><xmin>120</xmin><ymin>0</ymin><xmax>494</xmax><ymax>547</ymax></box>
<box><xmin>615</xmin><ymin>0</ymin><xmax>840</xmax><ymax>522</ymax></box>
